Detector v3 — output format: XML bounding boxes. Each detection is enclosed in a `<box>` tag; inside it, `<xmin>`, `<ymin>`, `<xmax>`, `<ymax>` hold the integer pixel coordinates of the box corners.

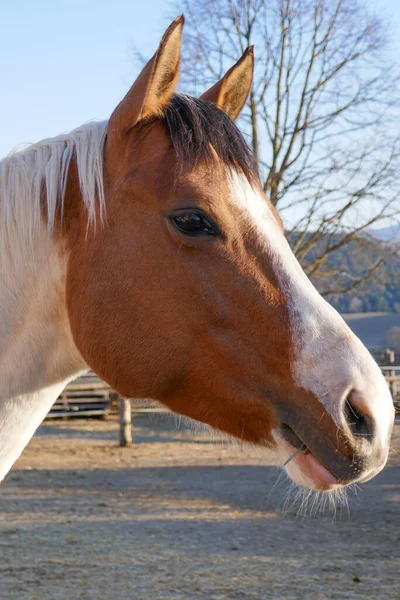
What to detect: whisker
<box><xmin>267</xmin><ymin>469</ymin><xmax>286</xmax><ymax>505</ymax></box>
<box><xmin>279</xmin><ymin>474</ymin><xmax>353</xmax><ymax>520</ymax></box>
<box><xmin>346</xmin><ymin>398</ymin><xmax>360</xmax><ymax>420</ymax></box>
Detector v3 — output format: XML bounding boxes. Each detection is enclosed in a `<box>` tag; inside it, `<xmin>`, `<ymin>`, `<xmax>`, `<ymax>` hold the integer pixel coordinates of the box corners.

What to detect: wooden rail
<box><xmin>47</xmin><ymin>373</ymin><xmax>111</xmax><ymax>419</ymax></box>
<box><xmin>381</xmin><ymin>366</ymin><xmax>400</xmax><ymax>399</ymax></box>
<box><xmin>47</xmin><ymin>367</ymin><xmax>399</xmax><ymax>439</ymax></box>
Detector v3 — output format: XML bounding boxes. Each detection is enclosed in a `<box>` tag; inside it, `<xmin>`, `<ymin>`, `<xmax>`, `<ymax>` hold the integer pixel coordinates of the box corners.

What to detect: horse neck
<box><xmin>0</xmin><ymin>224</ymin><xmax>86</xmax><ymax>480</ymax></box>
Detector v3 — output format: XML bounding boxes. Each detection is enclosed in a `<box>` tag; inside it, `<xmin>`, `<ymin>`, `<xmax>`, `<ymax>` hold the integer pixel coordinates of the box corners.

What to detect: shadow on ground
<box><xmin>0</xmin><ymin>418</ymin><xmax>398</xmax><ymax>600</ymax></box>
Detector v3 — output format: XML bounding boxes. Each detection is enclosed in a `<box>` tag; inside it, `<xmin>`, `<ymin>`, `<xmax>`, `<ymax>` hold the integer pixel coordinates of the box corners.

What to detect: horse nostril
<box><xmin>344</xmin><ymin>390</ymin><xmax>375</xmax><ymax>439</ymax></box>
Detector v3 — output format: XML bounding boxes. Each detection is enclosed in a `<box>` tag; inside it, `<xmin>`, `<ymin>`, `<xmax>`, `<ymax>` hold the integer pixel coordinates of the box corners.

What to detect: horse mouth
<box><xmin>280</xmin><ymin>424</ymin><xmax>305</xmax><ymax>450</ymax></box>
<box><xmin>280</xmin><ymin>424</ymin><xmax>341</xmax><ymax>490</ymax></box>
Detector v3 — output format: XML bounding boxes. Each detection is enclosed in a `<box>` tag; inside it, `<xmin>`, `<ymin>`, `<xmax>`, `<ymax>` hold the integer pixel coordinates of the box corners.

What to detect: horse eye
<box><xmin>172</xmin><ymin>211</ymin><xmax>219</xmax><ymax>236</ymax></box>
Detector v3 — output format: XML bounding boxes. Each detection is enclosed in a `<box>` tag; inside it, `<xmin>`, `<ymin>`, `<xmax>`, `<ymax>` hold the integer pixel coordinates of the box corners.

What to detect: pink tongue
<box><xmin>303</xmin><ymin>450</ymin><xmax>339</xmax><ymax>488</ymax></box>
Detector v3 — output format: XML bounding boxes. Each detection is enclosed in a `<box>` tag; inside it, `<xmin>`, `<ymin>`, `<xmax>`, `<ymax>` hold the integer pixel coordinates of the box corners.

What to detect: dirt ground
<box><xmin>0</xmin><ymin>413</ymin><xmax>398</xmax><ymax>600</ymax></box>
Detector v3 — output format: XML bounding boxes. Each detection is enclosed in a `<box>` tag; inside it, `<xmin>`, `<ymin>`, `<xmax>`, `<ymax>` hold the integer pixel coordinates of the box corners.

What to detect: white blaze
<box><xmin>229</xmin><ymin>171</ymin><xmax>393</xmax><ymax>451</ymax></box>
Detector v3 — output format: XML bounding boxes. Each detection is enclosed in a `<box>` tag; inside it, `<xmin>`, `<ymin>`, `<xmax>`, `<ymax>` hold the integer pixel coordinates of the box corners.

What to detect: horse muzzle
<box><xmin>275</xmin><ymin>386</ymin><xmax>394</xmax><ymax>490</ymax></box>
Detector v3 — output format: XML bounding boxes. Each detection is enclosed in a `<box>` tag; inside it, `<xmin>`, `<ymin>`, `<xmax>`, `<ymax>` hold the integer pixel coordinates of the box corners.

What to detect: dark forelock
<box><xmin>160</xmin><ymin>94</ymin><xmax>259</xmax><ymax>182</ymax></box>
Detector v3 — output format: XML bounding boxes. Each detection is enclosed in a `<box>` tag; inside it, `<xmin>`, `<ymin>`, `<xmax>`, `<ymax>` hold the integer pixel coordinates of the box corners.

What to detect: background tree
<box><xmin>168</xmin><ymin>0</ymin><xmax>400</xmax><ymax>295</ymax></box>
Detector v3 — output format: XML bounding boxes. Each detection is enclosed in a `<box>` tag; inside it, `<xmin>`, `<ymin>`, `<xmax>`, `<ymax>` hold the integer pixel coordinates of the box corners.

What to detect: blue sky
<box><xmin>0</xmin><ymin>0</ymin><xmax>169</xmax><ymax>156</ymax></box>
<box><xmin>1</xmin><ymin>0</ymin><xmax>399</xmax><ymax>159</ymax></box>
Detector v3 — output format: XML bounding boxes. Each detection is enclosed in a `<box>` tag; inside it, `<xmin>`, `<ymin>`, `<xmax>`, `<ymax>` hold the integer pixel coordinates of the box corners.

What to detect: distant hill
<box><xmin>342</xmin><ymin>312</ymin><xmax>400</xmax><ymax>351</ymax></box>
<box><xmin>290</xmin><ymin>232</ymin><xmax>400</xmax><ymax>313</ymax></box>
<box><xmin>369</xmin><ymin>225</ymin><xmax>400</xmax><ymax>243</ymax></box>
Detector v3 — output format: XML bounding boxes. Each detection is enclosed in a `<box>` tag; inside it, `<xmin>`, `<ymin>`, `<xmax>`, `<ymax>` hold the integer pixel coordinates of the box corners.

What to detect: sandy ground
<box><xmin>0</xmin><ymin>413</ymin><xmax>399</xmax><ymax>600</ymax></box>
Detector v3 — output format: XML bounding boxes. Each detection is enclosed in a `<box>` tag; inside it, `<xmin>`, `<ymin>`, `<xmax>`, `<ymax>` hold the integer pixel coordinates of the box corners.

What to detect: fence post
<box><xmin>119</xmin><ymin>397</ymin><xmax>132</xmax><ymax>447</ymax></box>
<box><xmin>110</xmin><ymin>392</ymin><xmax>132</xmax><ymax>447</ymax></box>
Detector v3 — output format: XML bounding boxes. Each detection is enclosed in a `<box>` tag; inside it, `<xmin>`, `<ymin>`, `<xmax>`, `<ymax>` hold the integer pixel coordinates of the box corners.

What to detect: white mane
<box><xmin>0</xmin><ymin>121</ymin><xmax>108</xmax><ymax>245</ymax></box>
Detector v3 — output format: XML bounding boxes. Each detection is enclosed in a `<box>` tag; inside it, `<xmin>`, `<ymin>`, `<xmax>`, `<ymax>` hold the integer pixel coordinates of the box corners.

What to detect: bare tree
<box><xmin>169</xmin><ymin>0</ymin><xmax>400</xmax><ymax>294</ymax></box>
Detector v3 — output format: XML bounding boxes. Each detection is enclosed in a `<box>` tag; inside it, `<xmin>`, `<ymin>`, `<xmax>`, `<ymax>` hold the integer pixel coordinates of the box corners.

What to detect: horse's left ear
<box><xmin>200</xmin><ymin>47</ymin><xmax>254</xmax><ymax>121</ymax></box>
<box><xmin>108</xmin><ymin>16</ymin><xmax>184</xmax><ymax>138</ymax></box>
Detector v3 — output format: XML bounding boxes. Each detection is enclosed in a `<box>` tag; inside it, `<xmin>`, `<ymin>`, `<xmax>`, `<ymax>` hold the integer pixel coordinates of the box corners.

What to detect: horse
<box><xmin>0</xmin><ymin>16</ymin><xmax>394</xmax><ymax>493</ymax></box>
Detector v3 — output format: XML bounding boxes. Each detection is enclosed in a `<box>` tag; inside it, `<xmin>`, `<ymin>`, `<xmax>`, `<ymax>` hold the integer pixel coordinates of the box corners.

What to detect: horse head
<box><xmin>64</xmin><ymin>17</ymin><xmax>394</xmax><ymax>491</ymax></box>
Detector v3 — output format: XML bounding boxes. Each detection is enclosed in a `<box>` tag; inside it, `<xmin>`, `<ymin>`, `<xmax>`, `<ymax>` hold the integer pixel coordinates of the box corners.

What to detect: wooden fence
<box><xmin>381</xmin><ymin>366</ymin><xmax>400</xmax><ymax>400</ymax></box>
<box><xmin>47</xmin><ymin>372</ymin><xmax>112</xmax><ymax>419</ymax></box>
<box><xmin>47</xmin><ymin>368</ymin><xmax>399</xmax><ymax>445</ymax></box>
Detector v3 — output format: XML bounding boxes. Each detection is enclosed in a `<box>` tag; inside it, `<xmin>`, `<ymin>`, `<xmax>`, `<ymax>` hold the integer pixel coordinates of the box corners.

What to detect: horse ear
<box><xmin>108</xmin><ymin>16</ymin><xmax>184</xmax><ymax>137</ymax></box>
<box><xmin>200</xmin><ymin>47</ymin><xmax>254</xmax><ymax>121</ymax></box>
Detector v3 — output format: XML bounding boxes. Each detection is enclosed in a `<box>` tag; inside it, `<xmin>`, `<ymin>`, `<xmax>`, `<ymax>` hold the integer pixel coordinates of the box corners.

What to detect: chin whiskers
<box><xmin>273</xmin><ymin>469</ymin><xmax>353</xmax><ymax>520</ymax></box>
